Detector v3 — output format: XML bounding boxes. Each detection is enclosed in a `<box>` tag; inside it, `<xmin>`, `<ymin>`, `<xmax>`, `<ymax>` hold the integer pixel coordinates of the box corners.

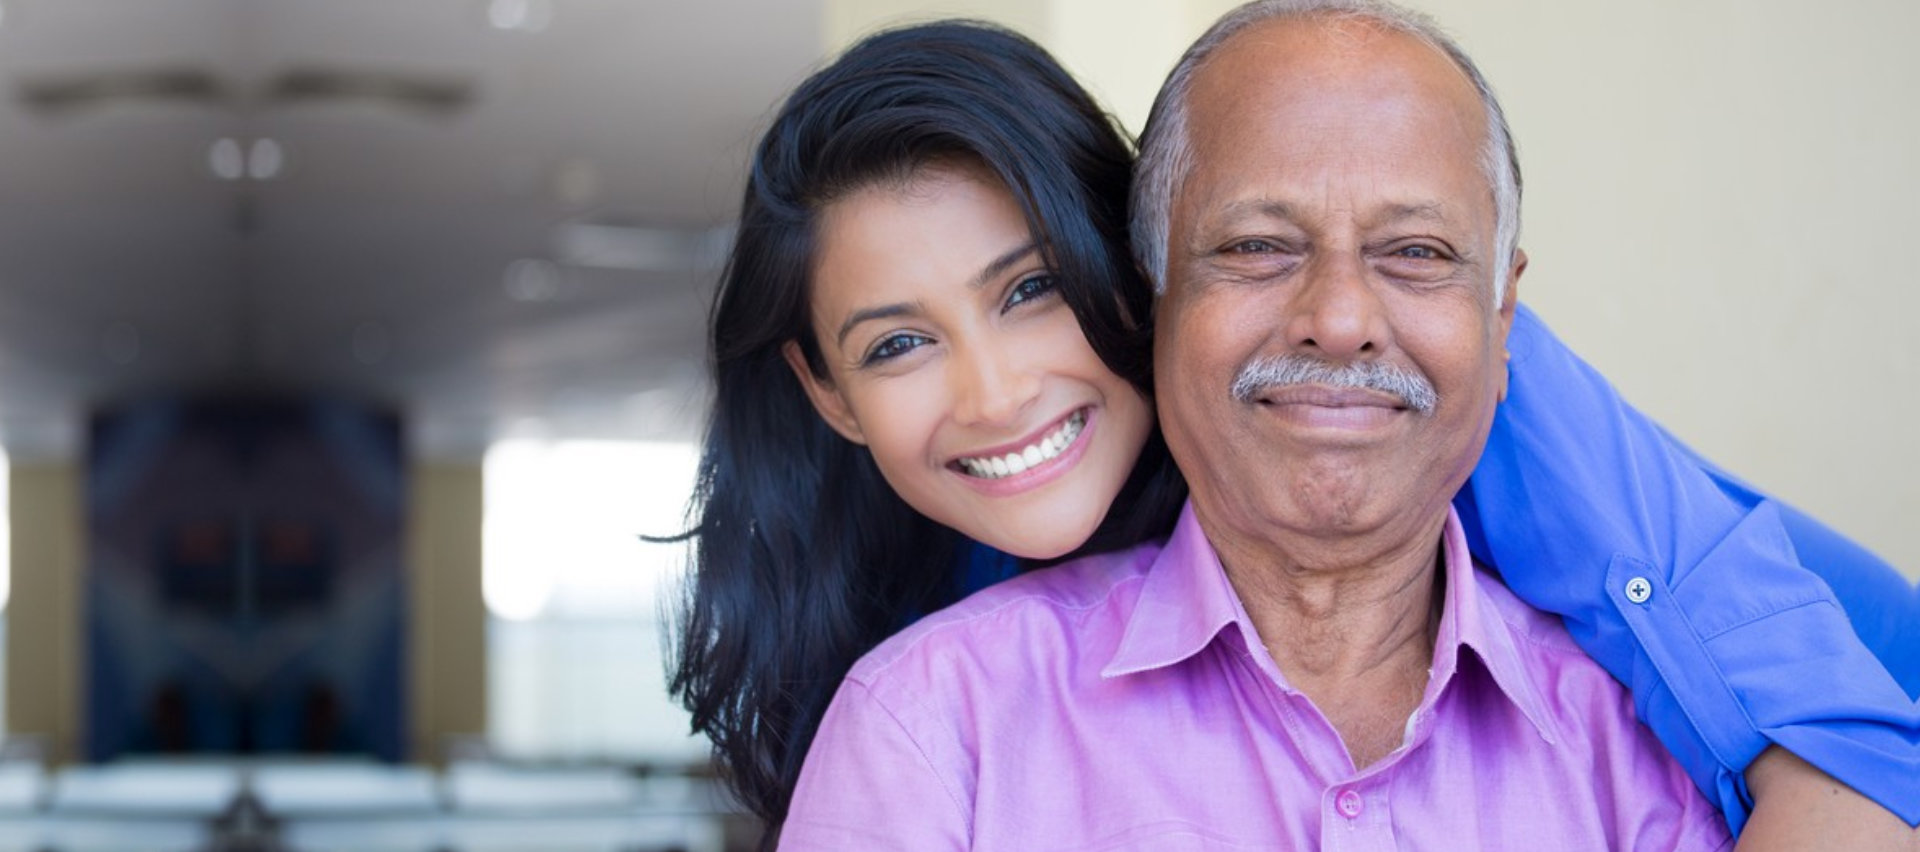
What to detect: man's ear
<box><xmin>1495</xmin><ymin>248</ymin><xmax>1527</xmax><ymax>403</ymax></box>
<box><xmin>782</xmin><ymin>340</ymin><xmax>866</xmax><ymax>445</ymax></box>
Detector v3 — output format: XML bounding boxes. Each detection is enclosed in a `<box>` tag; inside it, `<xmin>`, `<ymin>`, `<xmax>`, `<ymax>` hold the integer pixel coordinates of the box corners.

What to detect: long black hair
<box><xmin>668</xmin><ymin>20</ymin><xmax>1185</xmax><ymax>831</ymax></box>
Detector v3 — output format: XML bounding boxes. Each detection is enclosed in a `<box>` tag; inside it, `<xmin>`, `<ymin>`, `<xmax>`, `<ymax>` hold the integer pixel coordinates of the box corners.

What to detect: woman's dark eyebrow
<box><xmin>835</xmin><ymin>302</ymin><xmax>916</xmax><ymax>349</ymax></box>
<box><xmin>971</xmin><ymin>241</ymin><xmax>1040</xmax><ymax>290</ymax></box>
<box><xmin>833</xmin><ymin>241</ymin><xmax>1040</xmax><ymax>348</ymax></box>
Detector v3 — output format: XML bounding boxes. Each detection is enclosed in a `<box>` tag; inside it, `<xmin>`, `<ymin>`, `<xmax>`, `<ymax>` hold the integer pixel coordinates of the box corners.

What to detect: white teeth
<box><xmin>956</xmin><ymin>410</ymin><xmax>1088</xmax><ymax>480</ymax></box>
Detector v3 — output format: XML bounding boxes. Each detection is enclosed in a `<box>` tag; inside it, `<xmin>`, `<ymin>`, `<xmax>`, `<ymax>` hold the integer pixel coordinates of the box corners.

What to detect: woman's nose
<box><xmin>949</xmin><ymin>343</ymin><xmax>1039</xmax><ymax>428</ymax></box>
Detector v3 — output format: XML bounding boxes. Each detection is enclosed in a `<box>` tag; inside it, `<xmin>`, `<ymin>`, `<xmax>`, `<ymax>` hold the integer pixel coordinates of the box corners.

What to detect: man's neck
<box><xmin>1209</xmin><ymin>511</ymin><xmax>1449</xmax><ymax>770</ymax></box>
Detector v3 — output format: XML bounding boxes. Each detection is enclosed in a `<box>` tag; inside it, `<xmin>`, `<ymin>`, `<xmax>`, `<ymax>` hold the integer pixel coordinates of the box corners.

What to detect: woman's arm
<box><xmin>1734</xmin><ymin>747</ymin><xmax>1915</xmax><ymax>852</ymax></box>
<box><xmin>1456</xmin><ymin>303</ymin><xmax>1919</xmax><ymax>833</ymax></box>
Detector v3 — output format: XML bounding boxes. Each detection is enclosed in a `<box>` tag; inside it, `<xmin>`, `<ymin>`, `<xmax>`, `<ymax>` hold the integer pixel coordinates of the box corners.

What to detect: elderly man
<box><xmin>780</xmin><ymin>2</ymin><xmax>1909</xmax><ymax>850</ymax></box>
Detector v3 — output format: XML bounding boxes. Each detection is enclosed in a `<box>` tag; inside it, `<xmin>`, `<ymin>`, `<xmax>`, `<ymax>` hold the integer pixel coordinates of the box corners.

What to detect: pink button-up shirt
<box><xmin>782</xmin><ymin>505</ymin><xmax>1732</xmax><ymax>851</ymax></box>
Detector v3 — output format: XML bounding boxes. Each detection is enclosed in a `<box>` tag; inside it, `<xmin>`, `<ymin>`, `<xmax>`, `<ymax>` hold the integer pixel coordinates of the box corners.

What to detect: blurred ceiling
<box><xmin>0</xmin><ymin>0</ymin><xmax>825</xmax><ymax>459</ymax></box>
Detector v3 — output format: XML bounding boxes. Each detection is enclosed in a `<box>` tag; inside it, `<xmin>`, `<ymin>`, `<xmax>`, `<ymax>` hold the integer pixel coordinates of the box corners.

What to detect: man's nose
<box><xmin>1282</xmin><ymin>252</ymin><xmax>1388</xmax><ymax>361</ymax></box>
<box><xmin>949</xmin><ymin>342</ymin><xmax>1039</xmax><ymax>428</ymax></box>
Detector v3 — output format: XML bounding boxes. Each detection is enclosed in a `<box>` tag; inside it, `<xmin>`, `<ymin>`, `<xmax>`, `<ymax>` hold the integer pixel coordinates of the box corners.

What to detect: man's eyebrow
<box><xmin>1379</xmin><ymin>202</ymin><xmax>1451</xmax><ymax>225</ymax></box>
<box><xmin>1210</xmin><ymin>198</ymin><xmax>1298</xmax><ymax>224</ymax></box>
<box><xmin>1209</xmin><ymin>200</ymin><xmax>1452</xmax><ymax>227</ymax></box>
<box><xmin>834</xmin><ymin>302</ymin><xmax>917</xmax><ymax>349</ymax></box>
<box><xmin>971</xmin><ymin>241</ymin><xmax>1041</xmax><ymax>290</ymax></box>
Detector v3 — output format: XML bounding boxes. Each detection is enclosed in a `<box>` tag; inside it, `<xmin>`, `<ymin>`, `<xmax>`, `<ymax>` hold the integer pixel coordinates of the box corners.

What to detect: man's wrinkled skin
<box><xmin>1154</xmin><ymin>12</ymin><xmax>1914</xmax><ymax>850</ymax></box>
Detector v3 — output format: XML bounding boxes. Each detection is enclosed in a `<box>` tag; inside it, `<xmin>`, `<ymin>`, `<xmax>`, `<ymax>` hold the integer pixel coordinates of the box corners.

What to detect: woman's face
<box><xmin>784</xmin><ymin>164</ymin><xmax>1154</xmax><ymax>559</ymax></box>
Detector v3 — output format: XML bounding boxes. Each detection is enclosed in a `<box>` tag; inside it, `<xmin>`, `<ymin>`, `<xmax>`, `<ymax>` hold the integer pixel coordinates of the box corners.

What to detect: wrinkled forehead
<box><xmin>1179</xmin><ymin>17</ymin><xmax>1493</xmax><ymax>225</ymax></box>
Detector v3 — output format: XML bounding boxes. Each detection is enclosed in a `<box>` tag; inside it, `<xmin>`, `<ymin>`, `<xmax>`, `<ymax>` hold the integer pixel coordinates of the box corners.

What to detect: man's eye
<box><xmin>1004</xmin><ymin>273</ymin><xmax>1058</xmax><ymax>310</ymax></box>
<box><xmin>864</xmin><ymin>333</ymin><xmax>931</xmax><ymax>364</ymax></box>
<box><xmin>1395</xmin><ymin>245</ymin><xmax>1442</xmax><ymax>260</ymax></box>
<box><xmin>1228</xmin><ymin>239</ymin><xmax>1277</xmax><ymax>254</ymax></box>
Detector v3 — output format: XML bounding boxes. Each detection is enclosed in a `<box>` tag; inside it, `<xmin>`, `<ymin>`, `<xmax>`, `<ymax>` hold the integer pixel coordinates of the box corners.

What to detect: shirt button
<box><xmin>1336</xmin><ymin>789</ymin><xmax>1364</xmax><ymax>819</ymax></box>
<box><xmin>1624</xmin><ymin>576</ymin><xmax>1653</xmax><ymax>604</ymax></box>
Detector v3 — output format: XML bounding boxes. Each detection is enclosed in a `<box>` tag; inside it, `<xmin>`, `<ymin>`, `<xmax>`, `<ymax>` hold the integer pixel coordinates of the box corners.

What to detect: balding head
<box><xmin>1145</xmin><ymin>1</ymin><xmax>1523</xmax><ymax>573</ymax></box>
<box><xmin>1133</xmin><ymin>0</ymin><xmax>1521</xmax><ymax>307</ymax></box>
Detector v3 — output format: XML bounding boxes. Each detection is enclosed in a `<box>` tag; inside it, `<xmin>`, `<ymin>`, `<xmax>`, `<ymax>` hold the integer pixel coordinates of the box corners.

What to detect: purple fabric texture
<box><xmin>782</xmin><ymin>504</ymin><xmax>1732</xmax><ymax>851</ymax></box>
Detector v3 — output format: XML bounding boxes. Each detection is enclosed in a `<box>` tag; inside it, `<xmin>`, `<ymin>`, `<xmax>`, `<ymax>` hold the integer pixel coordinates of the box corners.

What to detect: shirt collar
<box><xmin>1101</xmin><ymin>500</ymin><xmax>1560</xmax><ymax>746</ymax></box>
<box><xmin>1100</xmin><ymin>502</ymin><xmax>1242</xmax><ymax>678</ymax></box>
<box><xmin>1430</xmin><ymin>508</ymin><xmax>1561</xmax><ymax>745</ymax></box>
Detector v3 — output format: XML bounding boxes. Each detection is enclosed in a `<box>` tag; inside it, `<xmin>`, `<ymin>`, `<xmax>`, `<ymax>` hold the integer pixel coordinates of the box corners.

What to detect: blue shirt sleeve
<box><xmin>1457</xmin><ymin>304</ymin><xmax>1920</xmax><ymax>832</ymax></box>
<box><xmin>954</xmin><ymin>540</ymin><xmax>1020</xmax><ymax>597</ymax></box>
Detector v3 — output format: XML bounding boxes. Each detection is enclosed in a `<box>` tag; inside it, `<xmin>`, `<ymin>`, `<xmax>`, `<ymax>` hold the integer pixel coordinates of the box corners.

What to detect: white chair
<box><xmin>48</xmin><ymin>760</ymin><xmax>240</xmax><ymax>819</ymax></box>
<box><xmin>251</xmin><ymin>759</ymin><xmax>439</xmax><ymax>818</ymax></box>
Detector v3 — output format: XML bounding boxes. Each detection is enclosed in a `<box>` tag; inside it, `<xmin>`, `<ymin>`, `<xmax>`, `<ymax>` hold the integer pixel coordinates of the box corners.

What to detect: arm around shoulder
<box><xmin>1461</xmin><ymin>304</ymin><xmax>1920</xmax><ymax>829</ymax></box>
<box><xmin>1734</xmin><ymin>747</ymin><xmax>1917</xmax><ymax>852</ymax></box>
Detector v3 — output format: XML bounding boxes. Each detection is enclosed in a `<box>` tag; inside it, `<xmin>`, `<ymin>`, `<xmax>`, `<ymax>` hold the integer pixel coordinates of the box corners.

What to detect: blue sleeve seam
<box><xmin>1694</xmin><ymin>595</ymin><xmax>1844</xmax><ymax>644</ymax></box>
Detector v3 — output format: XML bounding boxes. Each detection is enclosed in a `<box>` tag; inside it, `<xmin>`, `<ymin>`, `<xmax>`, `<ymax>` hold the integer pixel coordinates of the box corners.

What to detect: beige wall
<box><xmin>4</xmin><ymin>464</ymin><xmax>84</xmax><ymax>760</ymax></box>
<box><xmin>1419</xmin><ymin>0</ymin><xmax>1917</xmax><ymax>576</ymax></box>
<box><xmin>406</xmin><ymin>462</ymin><xmax>488</xmax><ymax>763</ymax></box>
<box><xmin>826</xmin><ymin>0</ymin><xmax>1919</xmax><ymax>577</ymax></box>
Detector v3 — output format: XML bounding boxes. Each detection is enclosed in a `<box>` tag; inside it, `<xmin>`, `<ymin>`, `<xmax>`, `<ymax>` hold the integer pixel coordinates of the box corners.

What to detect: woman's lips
<box><xmin>951</xmin><ymin>408</ymin><xmax>1088</xmax><ymax>479</ymax></box>
<box><xmin>949</xmin><ymin>407</ymin><xmax>1096</xmax><ymax>495</ymax></box>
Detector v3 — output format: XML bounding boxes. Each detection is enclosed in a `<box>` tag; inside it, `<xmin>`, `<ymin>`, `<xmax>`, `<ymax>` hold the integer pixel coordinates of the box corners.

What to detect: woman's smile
<box><xmin>949</xmin><ymin>406</ymin><xmax>1099</xmax><ymax>498</ymax></box>
<box><xmin>787</xmin><ymin>163</ymin><xmax>1154</xmax><ymax>559</ymax></box>
<box><xmin>952</xmin><ymin>407</ymin><xmax>1087</xmax><ymax>480</ymax></box>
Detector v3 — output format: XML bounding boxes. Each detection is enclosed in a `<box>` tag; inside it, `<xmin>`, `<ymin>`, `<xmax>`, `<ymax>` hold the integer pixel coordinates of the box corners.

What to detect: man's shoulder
<box><xmin>846</xmin><ymin>540</ymin><xmax>1165</xmax><ymax>688</ymax></box>
<box><xmin>1467</xmin><ymin>564</ymin><xmax>1729</xmax><ymax>847</ymax></box>
<box><xmin>1474</xmin><ymin>564</ymin><xmax>1590</xmax><ymax>658</ymax></box>
<box><xmin>1472</xmin><ymin>564</ymin><xmax>1649</xmax><ymax>735</ymax></box>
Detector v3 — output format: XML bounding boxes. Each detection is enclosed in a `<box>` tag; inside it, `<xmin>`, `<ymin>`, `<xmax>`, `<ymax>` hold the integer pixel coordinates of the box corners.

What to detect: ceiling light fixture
<box><xmin>208</xmin><ymin>138</ymin><xmax>245</xmax><ymax>181</ymax></box>
<box><xmin>503</xmin><ymin>258</ymin><xmax>563</xmax><ymax>302</ymax></box>
<box><xmin>486</xmin><ymin>0</ymin><xmax>552</xmax><ymax>33</ymax></box>
<box><xmin>247</xmin><ymin>138</ymin><xmax>284</xmax><ymax>180</ymax></box>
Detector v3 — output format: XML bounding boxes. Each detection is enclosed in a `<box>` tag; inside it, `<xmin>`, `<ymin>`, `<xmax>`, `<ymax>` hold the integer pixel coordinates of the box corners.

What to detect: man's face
<box><xmin>1155</xmin><ymin>18</ymin><xmax>1521</xmax><ymax>561</ymax></box>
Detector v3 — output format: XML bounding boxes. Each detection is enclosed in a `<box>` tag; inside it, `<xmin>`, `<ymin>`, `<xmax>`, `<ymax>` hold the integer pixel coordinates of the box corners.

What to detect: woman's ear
<box><xmin>782</xmin><ymin>340</ymin><xmax>866</xmax><ymax>445</ymax></box>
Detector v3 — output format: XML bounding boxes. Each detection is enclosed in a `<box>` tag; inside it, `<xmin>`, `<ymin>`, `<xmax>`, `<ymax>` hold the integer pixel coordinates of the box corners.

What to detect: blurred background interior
<box><xmin>0</xmin><ymin>0</ymin><xmax>1911</xmax><ymax>850</ymax></box>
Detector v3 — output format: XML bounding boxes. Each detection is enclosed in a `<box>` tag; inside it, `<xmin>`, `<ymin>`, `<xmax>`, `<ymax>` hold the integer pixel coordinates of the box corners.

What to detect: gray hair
<box><xmin>1132</xmin><ymin>0</ymin><xmax>1522</xmax><ymax>307</ymax></box>
<box><xmin>1231</xmin><ymin>354</ymin><xmax>1438</xmax><ymax>413</ymax></box>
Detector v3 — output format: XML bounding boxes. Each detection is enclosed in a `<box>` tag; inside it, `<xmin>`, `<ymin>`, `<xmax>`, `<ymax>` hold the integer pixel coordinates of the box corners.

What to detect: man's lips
<box><xmin>1252</xmin><ymin>385</ymin><xmax>1410</xmax><ymax>410</ymax></box>
<box><xmin>1252</xmin><ymin>385</ymin><xmax>1409</xmax><ymax>430</ymax></box>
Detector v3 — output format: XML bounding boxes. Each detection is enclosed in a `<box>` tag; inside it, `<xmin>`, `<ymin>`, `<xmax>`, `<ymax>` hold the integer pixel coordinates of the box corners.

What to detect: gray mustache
<box><xmin>1230</xmin><ymin>355</ymin><xmax>1439</xmax><ymax>414</ymax></box>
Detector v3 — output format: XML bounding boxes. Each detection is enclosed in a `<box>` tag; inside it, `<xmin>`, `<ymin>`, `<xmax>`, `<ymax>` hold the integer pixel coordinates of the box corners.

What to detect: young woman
<box><xmin>668</xmin><ymin>19</ymin><xmax>1915</xmax><ymax>841</ymax></box>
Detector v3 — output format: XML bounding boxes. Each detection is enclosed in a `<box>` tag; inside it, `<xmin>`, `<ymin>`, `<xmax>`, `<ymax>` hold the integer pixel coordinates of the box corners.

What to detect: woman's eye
<box><xmin>863</xmin><ymin>333</ymin><xmax>931</xmax><ymax>364</ymax></box>
<box><xmin>1004</xmin><ymin>273</ymin><xmax>1059</xmax><ymax>310</ymax></box>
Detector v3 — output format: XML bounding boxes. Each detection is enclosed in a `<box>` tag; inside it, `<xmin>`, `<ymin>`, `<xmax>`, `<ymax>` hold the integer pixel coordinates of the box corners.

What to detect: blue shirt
<box><xmin>1461</xmin><ymin>304</ymin><xmax>1917</xmax><ymax>831</ymax></box>
<box><xmin>958</xmin><ymin>304</ymin><xmax>1919</xmax><ymax>832</ymax></box>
